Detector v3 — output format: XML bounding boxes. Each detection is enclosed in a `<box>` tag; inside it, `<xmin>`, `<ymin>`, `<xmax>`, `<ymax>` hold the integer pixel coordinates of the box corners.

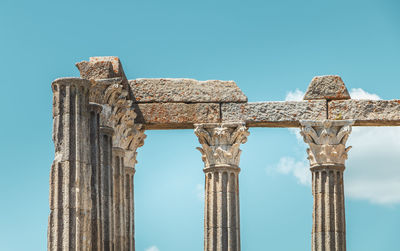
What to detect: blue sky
<box><xmin>0</xmin><ymin>0</ymin><xmax>399</xmax><ymax>250</ymax></box>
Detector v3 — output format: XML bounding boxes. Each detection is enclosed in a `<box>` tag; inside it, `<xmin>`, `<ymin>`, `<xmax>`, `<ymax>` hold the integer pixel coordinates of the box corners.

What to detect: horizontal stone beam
<box><xmin>129</xmin><ymin>78</ymin><xmax>247</xmax><ymax>103</ymax></box>
<box><xmin>221</xmin><ymin>101</ymin><xmax>327</xmax><ymax>127</ymax></box>
<box><xmin>134</xmin><ymin>103</ymin><xmax>220</xmax><ymax>129</ymax></box>
<box><xmin>134</xmin><ymin>101</ymin><xmax>329</xmax><ymax>129</ymax></box>
<box><xmin>328</xmin><ymin>100</ymin><xmax>400</xmax><ymax>126</ymax></box>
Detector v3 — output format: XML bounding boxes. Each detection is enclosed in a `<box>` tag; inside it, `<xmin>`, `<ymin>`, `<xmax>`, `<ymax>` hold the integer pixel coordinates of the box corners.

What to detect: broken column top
<box><xmin>303</xmin><ymin>75</ymin><xmax>351</xmax><ymax>101</ymax></box>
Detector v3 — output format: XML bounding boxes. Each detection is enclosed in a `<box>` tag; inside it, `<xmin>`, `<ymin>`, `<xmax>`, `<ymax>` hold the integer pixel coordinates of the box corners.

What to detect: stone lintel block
<box><xmin>221</xmin><ymin>101</ymin><xmax>327</xmax><ymax>127</ymax></box>
<box><xmin>304</xmin><ymin>75</ymin><xmax>351</xmax><ymax>100</ymax></box>
<box><xmin>328</xmin><ymin>99</ymin><xmax>400</xmax><ymax>126</ymax></box>
<box><xmin>76</xmin><ymin>56</ymin><xmax>126</xmax><ymax>80</ymax></box>
<box><xmin>76</xmin><ymin>60</ymin><xmax>115</xmax><ymax>79</ymax></box>
<box><xmin>129</xmin><ymin>78</ymin><xmax>247</xmax><ymax>103</ymax></box>
<box><xmin>134</xmin><ymin>103</ymin><xmax>220</xmax><ymax>129</ymax></box>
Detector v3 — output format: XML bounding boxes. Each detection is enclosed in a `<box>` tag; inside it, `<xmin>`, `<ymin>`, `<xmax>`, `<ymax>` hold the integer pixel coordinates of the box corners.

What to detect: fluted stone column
<box><xmin>124</xmin><ymin>166</ymin><xmax>136</xmax><ymax>250</ymax></box>
<box><xmin>195</xmin><ymin>123</ymin><xmax>249</xmax><ymax>251</ymax></box>
<box><xmin>48</xmin><ymin>78</ymin><xmax>92</xmax><ymax>251</ymax></box>
<box><xmin>89</xmin><ymin>103</ymin><xmax>102</xmax><ymax>251</ymax></box>
<box><xmin>300</xmin><ymin>120</ymin><xmax>354</xmax><ymax>251</ymax></box>
<box><xmin>121</xmin><ymin>125</ymin><xmax>146</xmax><ymax>251</ymax></box>
<box><xmin>100</xmin><ymin>126</ymin><xmax>114</xmax><ymax>251</ymax></box>
<box><xmin>112</xmin><ymin>147</ymin><xmax>126</xmax><ymax>250</ymax></box>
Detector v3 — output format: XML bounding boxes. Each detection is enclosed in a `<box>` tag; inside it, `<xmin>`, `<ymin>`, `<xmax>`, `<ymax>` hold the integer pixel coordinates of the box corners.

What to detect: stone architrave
<box><xmin>300</xmin><ymin>120</ymin><xmax>354</xmax><ymax>251</ymax></box>
<box><xmin>195</xmin><ymin>123</ymin><xmax>249</xmax><ymax>251</ymax></box>
<box><xmin>48</xmin><ymin>78</ymin><xmax>92</xmax><ymax>251</ymax></box>
<box><xmin>89</xmin><ymin>103</ymin><xmax>103</xmax><ymax>251</ymax></box>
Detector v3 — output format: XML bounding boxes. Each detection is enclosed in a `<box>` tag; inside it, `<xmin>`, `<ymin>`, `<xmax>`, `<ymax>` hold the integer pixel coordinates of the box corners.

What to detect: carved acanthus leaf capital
<box><xmin>120</xmin><ymin>124</ymin><xmax>146</xmax><ymax>168</ymax></box>
<box><xmin>194</xmin><ymin>123</ymin><xmax>249</xmax><ymax>168</ymax></box>
<box><xmin>89</xmin><ymin>77</ymin><xmax>146</xmax><ymax>168</ymax></box>
<box><xmin>300</xmin><ymin>120</ymin><xmax>354</xmax><ymax>167</ymax></box>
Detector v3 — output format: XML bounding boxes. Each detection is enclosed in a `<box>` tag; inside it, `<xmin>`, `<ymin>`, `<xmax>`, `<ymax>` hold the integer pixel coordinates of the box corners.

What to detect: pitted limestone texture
<box><xmin>328</xmin><ymin>99</ymin><xmax>400</xmax><ymax>126</ymax></box>
<box><xmin>135</xmin><ymin>103</ymin><xmax>220</xmax><ymax>129</ymax></box>
<box><xmin>129</xmin><ymin>78</ymin><xmax>247</xmax><ymax>103</ymax></box>
<box><xmin>304</xmin><ymin>75</ymin><xmax>351</xmax><ymax>101</ymax></box>
<box><xmin>221</xmin><ymin>101</ymin><xmax>327</xmax><ymax>127</ymax></box>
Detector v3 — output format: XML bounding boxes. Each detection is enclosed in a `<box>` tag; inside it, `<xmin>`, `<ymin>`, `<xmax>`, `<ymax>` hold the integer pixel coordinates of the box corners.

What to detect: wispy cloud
<box><xmin>274</xmin><ymin>88</ymin><xmax>400</xmax><ymax>205</ymax></box>
<box><xmin>145</xmin><ymin>246</ymin><xmax>160</xmax><ymax>251</ymax></box>
<box><xmin>276</xmin><ymin>157</ymin><xmax>310</xmax><ymax>185</ymax></box>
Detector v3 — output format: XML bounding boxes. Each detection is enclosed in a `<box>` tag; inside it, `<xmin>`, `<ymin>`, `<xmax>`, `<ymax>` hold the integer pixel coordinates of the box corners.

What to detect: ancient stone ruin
<box><xmin>48</xmin><ymin>56</ymin><xmax>400</xmax><ymax>251</ymax></box>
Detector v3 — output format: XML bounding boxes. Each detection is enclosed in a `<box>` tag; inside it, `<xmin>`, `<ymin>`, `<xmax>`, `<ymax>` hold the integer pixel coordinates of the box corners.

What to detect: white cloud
<box><xmin>276</xmin><ymin>157</ymin><xmax>310</xmax><ymax>185</ymax></box>
<box><xmin>145</xmin><ymin>246</ymin><xmax>160</xmax><ymax>251</ymax></box>
<box><xmin>349</xmin><ymin>88</ymin><xmax>380</xmax><ymax>100</ymax></box>
<box><xmin>346</xmin><ymin>126</ymin><xmax>400</xmax><ymax>204</ymax></box>
<box><xmin>277</xmin><ymin>88</ymin><xmax>400</xmax><ymax>205</ymax></box>
<box><xmin>285</xmin><ymin>89</ymin><xmax>304</xmax><ymax>101</ymax></box>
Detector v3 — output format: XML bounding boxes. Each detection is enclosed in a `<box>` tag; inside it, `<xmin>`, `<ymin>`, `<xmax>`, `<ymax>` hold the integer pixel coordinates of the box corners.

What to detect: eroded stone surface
<box><xmin>300</xmin><ymin>120</ymin><xmax>352</xmax><ymax>251</ymax></box>
<box><xmin>328</xmin><ymin>100</ymin><xmax>400</xmax><ymax>126</ymax></box>
<box><xmin>135</xmin><ymin>103</ymin><xmax>220</xmax><ymax>129</ymax></box>
<box><xmin>129</xmin><ymin>78</ymin><xmax>247</xmax><ymax>103</ymax></box>
<box><xmin>194</xmin><ymin>123</ymin><xmax>248</xmax><ymax>251</ymax></box>
<box><xmin>300</xmin><ymin>120</ymin><xmax>353</xmax><ymax>167</ymax></box>
<box><xmin>76</xmin><ymin>61</ymin><xmax>115</xmax><ymax>79</ymax></box>
<box><xmin>304</xmin><ymin>75</ymin><xmax>351</xmax><ymax>100</ymax></box>
<box><xmin>221</xmin><ymin>101</ymin><xmax>327</xmax><ymax>127</ymax></box>
<box><xmin>76</xmin><ymin>56</ymin><xmax>126</xmax><ymax>80</ymax></box>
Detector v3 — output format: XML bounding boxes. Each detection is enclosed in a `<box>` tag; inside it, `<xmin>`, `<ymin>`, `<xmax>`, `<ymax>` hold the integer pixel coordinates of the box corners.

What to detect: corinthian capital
<box><xmin>194</xmin><ymin>123</ymin><xmax>249</xmax><ymax>168</ymax></box>
<box><xmin>121</xmin><ymin>124</ymin><xmax>146</xmax><ymax>168</ymax></box>
<box><xmin>300</xmin><ymin>120</ymin><xmax>354</xmax><ymax>168</ymax></box>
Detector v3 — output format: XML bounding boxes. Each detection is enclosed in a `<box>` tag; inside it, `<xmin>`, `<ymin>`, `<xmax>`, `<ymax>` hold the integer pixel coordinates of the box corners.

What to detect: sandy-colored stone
<box><xmin>129</xmin><ymin>78</ymin><xmax>247</xmax><ymax>103</ymax></box>
<box><xmin>49</xmin><ymin>78</ymin><xmax>92</xmax><ymax>251</ymax></box>
<box><xmin>195</xmin><ymin>123</ymin><xmax>248</xmax><ymax>251</ymax></box>
<box><xmin>328</xmin><ymin>100</ymin><xmax>400</xmax><ymax>126</ymax></box>
<box><xmin>221</xmin><ymin>101</ymin><xmax>327</xmax><ymax>127</ymax></box>
<box><xmin>76</xmin><ymin>61</ymin><xmax>115</xmax><ymax>80</ymax></box>
<box><xmin>76</xmin><ymin>56</ymin><xmax>126</xmax><ymax>80</ymax></box>
<box><xmin>300</xmin><ymin>121</ymin><xmax>351</xmax><ymax>251</ymax></box>
<box><xmin>304</xmin><ymin>75</ymin><xmax>351</xmax><ymax>100</ymax></box>
<box><xmin>90</xmin><ymin>56</ymin><xmax>125</xmax><ymax>77</ymax></box>
<box><xmin>135</xmin><ymin>103</ymin><xmax>220</xmax><ymax>129</ymax></box>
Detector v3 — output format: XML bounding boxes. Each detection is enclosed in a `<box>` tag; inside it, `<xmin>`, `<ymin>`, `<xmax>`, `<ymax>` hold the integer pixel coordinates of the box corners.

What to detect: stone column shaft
<box><xmin>204</xmin><ymin>168</ymin><xmax>240</xmax><ymax>251</ymax></box>
<box><xmin>100</xmin><ymin>126</ymin><xmax>114</xmax><ymax>251</ymax></box>
<box><xmin>195</xmin><ymin>123</ymin><xmax>249</xmax><ymax>251</ymax></box>
<box><xmin>300</xmin><ymin>120</ymin><xmax>353</xmax><ymax>251</ymax></box>
<box><xmin>48</xmin><ymin>78</ymin><xmax>92</xmax><ymax>251</ymax></box>
<box><xmin>112</xmin><ymin>147</ymin><xmax>126</xmax><ymax>250</ymax></box>
<box><xmin>89</xmin><ymin>103</ymin><xmax>102</xmax><ymax>251</ymax></box>
<box><xmin>125</xmin><ymin>167</ymin><xmax>136</xmax><ymax>251</ymax></box>
<box><xmin>311</xmin><ymin>168</ymin><xmax>346</xmax><ymax>251</ymax></box>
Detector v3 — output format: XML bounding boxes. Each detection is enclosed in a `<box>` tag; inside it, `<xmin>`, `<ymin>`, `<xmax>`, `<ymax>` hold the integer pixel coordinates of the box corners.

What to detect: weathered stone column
<box><xmin>112</xmin><ymin>147</ymin><xmax>125</xmax><ymax>251</ymax></box>
<box><xmin>300</xmin><ymin>120</ymin><xmax>354</xmax><ymax>251</ymax></box>
<box><xmin>100</xmin><ymin>126</ymin><xmax>114</xmax><ymax>251</ymax></box>
<box><xmin>89</xmin><ymin>103</ymin><xmax>102</xmax><ymax>251</ymax></box>
<box><xmin>124</xmin><ymin>166</ymin><xmax>136</xmax><ymax>250</ymax></box>
<box><xmin>48</xmin><ymin>78</ymin><xmax>92</xmax><ymax>251</ymax></box>
<box><xmin>195</xmin><ymin>123</ymin><xmax>249</xmax><ymax>251</ymax></box>
<box><xmin>120</xmin><ymin>125</ymin><xmax>146</xmax><ymax>251</ymax></box>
